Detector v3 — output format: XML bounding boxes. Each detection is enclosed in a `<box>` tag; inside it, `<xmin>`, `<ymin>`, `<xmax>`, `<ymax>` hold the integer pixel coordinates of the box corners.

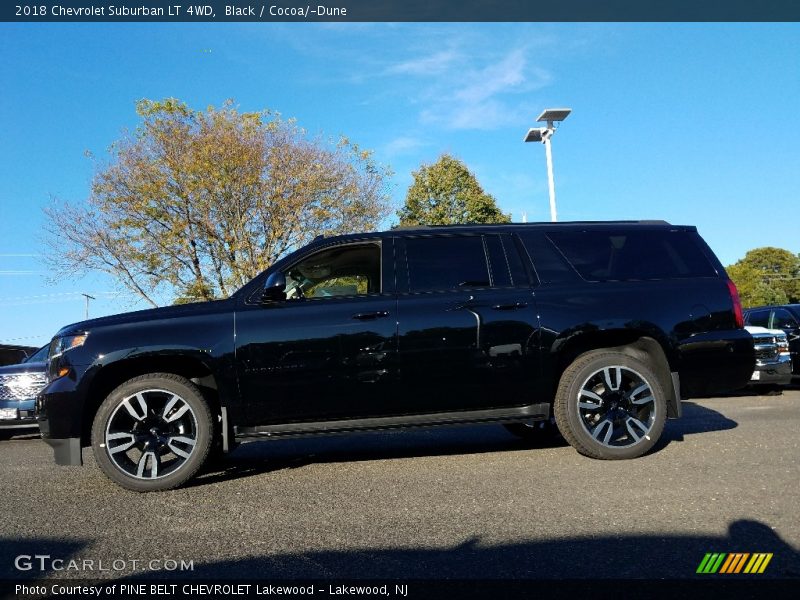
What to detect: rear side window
<box><xmin>517</xmin><ymin>231</ymin><xmax>577</xmax><ymax>284</ymax></box>
<box><xmin>746</xmin><ymin>309</ymin><xmax>770</xmax><ymax>327</ymax></box>
<box><xmin>404</xmin><ymin>236</ymin><xmax>489</xmax><ymax>292</ymax></box>
<box><xmin>546</xmin><ymin>230</ymin><xmax>717</xmax><ymax>282</ymax></box>
<box><xmin>484</xmin><ymin>235</ymin><xmax>511</xmax><ymax>287</ymax></box>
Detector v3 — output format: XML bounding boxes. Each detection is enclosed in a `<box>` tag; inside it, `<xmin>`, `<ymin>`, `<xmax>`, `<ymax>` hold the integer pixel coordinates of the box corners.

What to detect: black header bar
<box><xmin>4</xmin><ymin>1</ymin><xmax>800</xmax><ymax>23</ymax></box>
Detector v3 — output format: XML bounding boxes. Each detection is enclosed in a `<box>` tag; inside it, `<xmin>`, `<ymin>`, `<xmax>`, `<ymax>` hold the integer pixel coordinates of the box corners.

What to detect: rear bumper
<box><xmin>678</xmin><ymin>328</ymin><xmax>755</xmax><ymax>397</ymax></box>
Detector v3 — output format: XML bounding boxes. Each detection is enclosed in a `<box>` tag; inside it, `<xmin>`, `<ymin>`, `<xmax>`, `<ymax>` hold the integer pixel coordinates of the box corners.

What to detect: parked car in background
<box><xmin>38</xmin><ymin>221</ymin><xmax>754</xmax><ymax>491</ymax></box>
<box><xmin>0</xmin><ymin>345</ymin><xmax>49</xmax><ymax>436</ymax></box>
<box><xmin>744</xmin><ymin>326</ymin><xmax>792</xmax><ymax>389</ymax></box>
<box><xmin>0</xmin><ymin>344</ymin><xmax>39</xmax><ymax>367</ymax></box>
<box><xmin>744</xmin><ymin>305</ymin><xmax>800</xmax><ymax>376</ymax></box>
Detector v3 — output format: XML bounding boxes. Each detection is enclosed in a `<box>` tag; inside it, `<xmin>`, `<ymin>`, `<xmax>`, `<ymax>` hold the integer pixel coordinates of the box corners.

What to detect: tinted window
<box><xmin>484</xmin><ymin>235</ymin><xmax>511</xmax><ymax>287</ymax></box>
<box><xmin>0</xmin><ymin>349</ymin><xmax>28</xmax><ymax>366</ymax></box>
<box><xmin>504</xmin><ymin>236</ymin><xmax>530</xmax><ymax>286</ymax></box>
<box><xmin>746</xmin><ymin>309</ymin><xmax>770</xmax><ymax>328</ymax></box>
<box><xmin>772</xmin><ymin>309</ymin><xmax>799</xmax><ymax>330</ymax></box>
<box><xmin>517</xmin><ymin>231</ymin><xmax>576</xmax><ymax>284</ymax></box>
<box><xmin>546</xmin><ymin>230</ymin><xmax>717</xmax><ymax>282</ymax></box>
<box><xmin>405</xmin><ymin>236</ymin><xmax>489</xmax><ymax>292</ymax></box>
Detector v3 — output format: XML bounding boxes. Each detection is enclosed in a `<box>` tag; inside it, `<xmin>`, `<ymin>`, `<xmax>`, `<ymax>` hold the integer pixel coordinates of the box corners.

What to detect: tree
<box><xmin>397</xmin><ymin>153</ymin><xmax>510</xmax><ymax>226</ymax></box>
<box><xmin>44</xmin><ymin>99</ymin><xmax>392</xmax><ymax>306</ymax></box>
<box><xmin>726</xmin><ymin>247</ymin><xmax>800</xmax><ymax>308</ymax></box>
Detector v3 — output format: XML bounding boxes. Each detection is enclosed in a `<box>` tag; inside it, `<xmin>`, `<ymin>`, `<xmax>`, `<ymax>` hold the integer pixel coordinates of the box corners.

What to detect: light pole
<box><xmin>81</xmin><ymin>293</ymin><xmax>95</xmax><ymax>320</ymax></box>
<box><xmin>524</xmin><ymin>108</ymin><xmax>572</xmax><ymax>222</ymax></box>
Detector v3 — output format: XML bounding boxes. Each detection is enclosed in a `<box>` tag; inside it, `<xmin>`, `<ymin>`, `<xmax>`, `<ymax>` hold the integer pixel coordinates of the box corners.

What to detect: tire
<box><xmin>554</xmin><ymin>349</ymin><xmax>667</xmax><ymax>460</ymax></box>
<box><xmin>91</xmin><ymin>373</ymin><xmax>213</xmax><ymax>492</ymax></box>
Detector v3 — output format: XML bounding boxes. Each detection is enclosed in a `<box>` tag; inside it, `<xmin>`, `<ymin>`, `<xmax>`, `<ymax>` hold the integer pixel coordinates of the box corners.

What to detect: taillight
<box><xmin>726</xmin><ymin>279</ymin><xmax>744</xmax><ymax>328</ymax></box>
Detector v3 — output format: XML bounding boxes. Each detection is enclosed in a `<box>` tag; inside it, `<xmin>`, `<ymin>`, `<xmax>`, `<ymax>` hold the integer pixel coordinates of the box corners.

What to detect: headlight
<box><xmin>50</xmin><ymin>332</ymin><xmax>89</xmax><ymax>358</ymax></box>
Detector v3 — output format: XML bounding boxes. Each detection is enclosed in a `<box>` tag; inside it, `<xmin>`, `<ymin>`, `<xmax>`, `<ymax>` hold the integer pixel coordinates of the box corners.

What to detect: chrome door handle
<box><xmin>492</xmin><ymin>302</ymin><xmax>528</xmax><ymax>311</ymax></box>
<box><xmin>352</xmin><ymin>311</ymin><xmax>390</xmax><ymax>321</ymax></box>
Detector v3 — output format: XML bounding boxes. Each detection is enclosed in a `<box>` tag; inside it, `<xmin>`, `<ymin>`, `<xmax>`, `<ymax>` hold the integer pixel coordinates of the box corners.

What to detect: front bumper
<box><xmin>750</xmin><ymin>354</ymin><xmax>793</xmax><ymax>386</ymax></box>
<box><xmin>42</xmin><ymin>436</ymin><xmax>83</xmax><ymax>465</ymax></box>
<box><xmin>37</xmin><ymin>364</ymin><xmax>94</xmax><ymax>466</ymax></box>
<box><xmin>0</xmin><ymin>398</ymin><xmax>37</xmax><ymax>430</ymax></box>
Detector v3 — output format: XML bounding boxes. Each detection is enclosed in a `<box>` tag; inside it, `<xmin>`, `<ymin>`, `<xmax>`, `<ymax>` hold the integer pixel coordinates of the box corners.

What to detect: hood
<box><xmin>0</xmin><ymin>361</ymin><xmax>47</xmax><ymax>376</ymax></box>
<box><xmin>54</xmin><ymin>298</ymin><xmax>234</xmax><ymax>337</ymax></box>
<box><xmin>745</xmin><ymin>325</ymin><xmax>787</xmax><ymax>339</ymax></box>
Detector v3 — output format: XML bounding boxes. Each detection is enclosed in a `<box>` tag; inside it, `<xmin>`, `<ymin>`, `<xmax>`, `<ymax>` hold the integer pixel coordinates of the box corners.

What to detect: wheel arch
<box><xmin>81</xmin><ymin>354</ymin><xmax>222</xmax><ymax>446</ymax></box>
<box><xmin>552</xmin><ymin>329</ymin><xmax>680</xmax><ymax>419</ymax></box>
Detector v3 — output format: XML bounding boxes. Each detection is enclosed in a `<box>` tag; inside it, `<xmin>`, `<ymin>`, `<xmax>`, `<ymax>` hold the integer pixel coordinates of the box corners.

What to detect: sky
<box><xmin>1</xmin><ymin>22</ymin><xmax>799</xmax><ymax>347</ymax></box>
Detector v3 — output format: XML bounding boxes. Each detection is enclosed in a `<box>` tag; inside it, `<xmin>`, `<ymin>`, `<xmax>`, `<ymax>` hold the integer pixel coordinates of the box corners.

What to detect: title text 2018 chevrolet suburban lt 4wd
<box><xmin>37</xmin><ymin>222</ymin><xmax>755</xmax><ymax>492</ymax></box>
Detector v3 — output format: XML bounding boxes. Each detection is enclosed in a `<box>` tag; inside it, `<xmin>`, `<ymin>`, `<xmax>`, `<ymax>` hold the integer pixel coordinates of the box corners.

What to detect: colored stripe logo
<box><xmin>697</xmin><ymin>553</ymin><xmax>773</xmax><ymax>574</ymax></box>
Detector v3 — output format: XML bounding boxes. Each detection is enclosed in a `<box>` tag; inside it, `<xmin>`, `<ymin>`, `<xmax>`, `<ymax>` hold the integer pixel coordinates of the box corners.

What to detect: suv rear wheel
<box><xmin>91</xmin><ymin>373</ymin><xmax>213</xmax><ymax>492</ymax></box>
<box><xmin>554</xmin><ymin>350</ymin><xmax>666</xmax><ymax>460</ymax></box>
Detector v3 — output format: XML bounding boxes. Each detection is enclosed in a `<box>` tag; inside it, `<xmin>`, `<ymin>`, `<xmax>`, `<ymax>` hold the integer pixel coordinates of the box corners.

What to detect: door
<box><xmin>770</xmin><ymin>307</ymin><xmax>800</xmax><ymax>372</ymax></box>
<box><xmin>395</xmin><ymin>233</ymin><xmax>539</xmax><ymax>414</ymax></box>
<box><xmin>235</xmin><ymin>240</ymin><xmax>399</xmax><ymax>425</ymax></box>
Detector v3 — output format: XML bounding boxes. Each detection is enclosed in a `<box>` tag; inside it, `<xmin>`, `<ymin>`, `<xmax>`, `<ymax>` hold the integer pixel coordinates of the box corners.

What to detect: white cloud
<box><xmin>386</xmin><ymin>49</ymin><xmax>461</xmax><ymax>76</ymax></box>
<box><xmin>414</xmin><ymin>47</ymin><xmax>553</xmax><ymax>130</ymax></box>
<box><xmin>383</xmin><ymin>136</ymin><xmax>427</xmax><ymax>157</ymax></box>
<box><xmin>268</xmin><ymin>24</ymin><xmax>561</xmax><ymax>132</ymax></box>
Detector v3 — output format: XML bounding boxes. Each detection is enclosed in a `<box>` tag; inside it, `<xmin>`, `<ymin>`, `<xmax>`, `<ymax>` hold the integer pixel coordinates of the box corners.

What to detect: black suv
<box><xmin>38</xmin><ymin>221</ymin><xmax>754</xmax><ymax>491</ymax></box>
<box><xmin>744</xmin><ymin>304</ymin><xmax>800</xmax><ymax>375</ymax></box>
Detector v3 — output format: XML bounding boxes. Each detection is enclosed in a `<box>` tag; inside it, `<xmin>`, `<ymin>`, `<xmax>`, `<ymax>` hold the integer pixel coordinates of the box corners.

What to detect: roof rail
<box><xmin>391</xmin><ymin>225</ymin><xmax>435</xmax><ymax>231</ymax></box>
<box><xmin>390</xmin><ymin>220</ymin><xmax>671</xmax><ymax>229</ymax></box>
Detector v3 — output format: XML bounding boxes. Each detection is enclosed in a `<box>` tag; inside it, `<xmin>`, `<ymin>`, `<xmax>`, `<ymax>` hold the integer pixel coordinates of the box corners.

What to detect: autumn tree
<box><xmin>397</xmin><ymin>153</ymin><xmax>510</xmax><ymax>226</ymax></box>
<box><xmin>44</xmin><ymin>99</ymin><xmax>392</xmax><ymax>306</ymax></box>
<box><xmin>727</xmin><ymin>247</ymin><xmax>800</xmax><ymax>307</ymax></box>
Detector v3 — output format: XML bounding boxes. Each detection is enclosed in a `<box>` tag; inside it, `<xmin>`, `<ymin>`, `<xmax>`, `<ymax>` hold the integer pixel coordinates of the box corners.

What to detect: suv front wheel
<box><xmin>554</xmin><ymin>350</ymin><xmax>667</xmax><ymax>460</ymax></box>
<box><xmin>91</xmin><ymin>373</ymin><xmax>213</xmax><ymax>492</ymax></box>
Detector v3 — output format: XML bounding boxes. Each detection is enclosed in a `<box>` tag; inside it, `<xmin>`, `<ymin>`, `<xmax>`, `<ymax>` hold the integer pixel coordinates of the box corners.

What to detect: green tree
<box><xmin>397</xmin><ymin>153</ymin><xmax>510</xmax><ymax>226</ymax></box>
<box><xmin>727</xmin><ymin>247</ymin><xmax>800</xmax><ymax>308</ymax></box>
<box><xmin>44</xmin><ymin>98</ymin><xmax>392</xmax><ymax>306</ymax></box>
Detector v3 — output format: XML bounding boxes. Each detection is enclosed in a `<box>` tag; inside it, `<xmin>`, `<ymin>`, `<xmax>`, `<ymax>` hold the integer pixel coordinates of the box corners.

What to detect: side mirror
<box><xmin>261</xmin><ymin>271</ymin><xmax>286</xmax><ymax>302</ymax></box>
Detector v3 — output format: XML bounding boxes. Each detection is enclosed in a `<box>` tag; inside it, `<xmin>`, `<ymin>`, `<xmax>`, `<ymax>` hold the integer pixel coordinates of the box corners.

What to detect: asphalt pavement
<box><xmin>1</xmin><ymin>388</ymin><xmax>799</xmax><ymax>581</ymax></box>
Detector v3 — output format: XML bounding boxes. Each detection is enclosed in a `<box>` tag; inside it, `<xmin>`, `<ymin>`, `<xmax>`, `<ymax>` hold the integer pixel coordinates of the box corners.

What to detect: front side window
<box><xmin>771</xmin><ymin>308</ymin><xmax>799</xmax><ymax>330</ymax></box>
<box><xmin>284</xmin><ymin>243</ymin><xmax>381</xmax><ymax>300</ymax></box>
<box><xmin>405</xmin><ymin>236</ymin><xmax>490</xmax><ymax>292</ymax></box>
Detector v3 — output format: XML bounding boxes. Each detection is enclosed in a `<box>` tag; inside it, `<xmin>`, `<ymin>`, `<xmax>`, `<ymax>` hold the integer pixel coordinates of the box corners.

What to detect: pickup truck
<box><xmin>38</xmin><ymin>221</ymin><xmax>755</xmax><ymax>491</ymax></box>
<box><xmin>744</xmin><ymin>326</ymin><xmax>792</xmax><ymax>387</ymax></box>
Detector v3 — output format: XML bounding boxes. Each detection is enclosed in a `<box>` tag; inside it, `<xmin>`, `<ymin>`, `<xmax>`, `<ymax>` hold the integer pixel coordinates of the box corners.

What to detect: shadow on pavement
<box><xmin>190</xmin><ymin>401</ymin><xmax>736</xmax><ymax>488</ymax></box>
<box><xmin>126</xmin><ymin>519</ymin><xmax>800</xmax><ymax>580</ymax></box>
<box><xmin>656</xmin><ymin>401</ymin><xmax>738</xmax><ymax>450</ymax></box>
<box><xmin>3</xmin><ymin>520</ymin><xmax>796</xmax><ymax>580</ymax></box>
<box><xmin>189</xmin><ymin>423</ymin><xmax>563</xmax><ymax>488</ymax></box>
<box><xmin>0</xmin><ymin>537</ymin><xmax>88</xmax><ymax>579</ymax></box>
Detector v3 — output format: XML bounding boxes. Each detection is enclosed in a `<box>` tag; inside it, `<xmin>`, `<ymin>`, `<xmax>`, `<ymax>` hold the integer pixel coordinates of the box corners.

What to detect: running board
<box><xmin>235</xmin><ymin>403</ymin><xmax>550</xmax><ymax>440</ymax></box>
